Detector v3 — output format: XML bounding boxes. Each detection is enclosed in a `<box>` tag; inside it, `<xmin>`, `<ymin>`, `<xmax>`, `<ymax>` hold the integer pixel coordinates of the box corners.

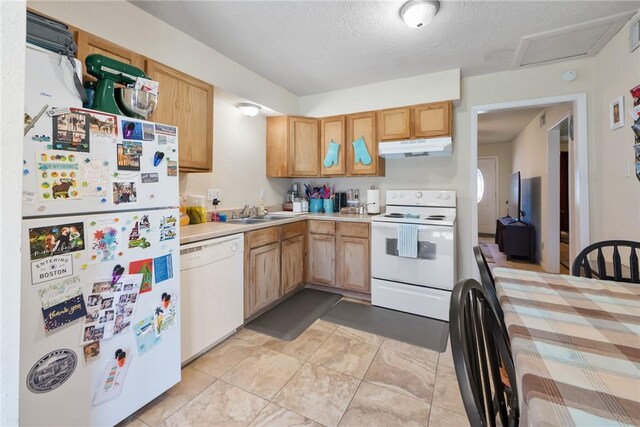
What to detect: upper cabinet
<box><xmin>267</xmin><ymin>116</ymin><xmax>319</xmax><ymax>177</ymax></box>
<box><xmin>346</xmin><ymin>111</ymin><xmax>384</xmax><ymax>176</ymax></box>
<box><xmin>320</xmin><ymin>115</ymin><xmax>346</xmax><ymax>176</ymax></box>
<box><xmin>378</xmin><ymin>107</ymin><xmax>411</xmax><ymax>141</ymax></box>
<box><xmin>76</xmin><ymin>30</ymin><xmax>145</xmax><ymax>83</ymax></box>
<box><xmin>413</xmin><ymin>101</ymin><xmax>452</xmax><ymax>138</ymax></box>
<box><xmin>145</xmin><ymin>60</ymin><xmax>214</xmax><ymax>172</ymax></box>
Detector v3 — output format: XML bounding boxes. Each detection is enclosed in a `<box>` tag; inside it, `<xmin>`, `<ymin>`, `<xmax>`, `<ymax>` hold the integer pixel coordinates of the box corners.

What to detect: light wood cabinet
<box><xmin>378</xmin><ymin>107</ymin><xmax>411</xmax><ymax>141</ymax></box>
<box><xmin>281</xmin><ymin>235</ymin><xmax>305</xmax><ymax>295</ymax></box>
<box><xmin>267</xmin><ymin>116</ymin><xmax>319</xmax><ymax>177</ymax></box>
<box><xmin>76</xmin><ymin>30</ymin><xmax>145</xmax><ymax>83</ymax></box>
<box><xmin>346</xmin><ymin>111</ymin><xmax>385</xmax><ymax>176</ymax></box>
<box><xmin>146</xmin><ymin>60</ymin><xmax>214</xmax><ymax>172</ymax></box>
<box><xmin>413</xmin><ymin>101</ymin><xmax>452</xmax><ymax>138</ymax></box>
<box><xmin>336</xmin><ymin>223</ymin><xmax>370</xmax><ymax>293</ymax></box>
<box><xmin>320</xmin><ymin>115</ymin><xmax>346</xmax><ymax>176</ymax></box>
<box><xmin>308</xmin><ymin>234</ymin><xmax>336</xmax><ymax>286</ymax></box>
<box><xmin>245</xmin><ymin>242</ymin><xmax>281</xmax><ymax>318</ymax></box>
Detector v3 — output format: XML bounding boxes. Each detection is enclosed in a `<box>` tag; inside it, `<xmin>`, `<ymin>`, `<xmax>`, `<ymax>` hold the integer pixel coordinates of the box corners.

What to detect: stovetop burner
<box><xmin>385</xmin><ymin>213</ymin><xmax>405</xmax><ymax>218</ymax></box>
<box><xmin>428</xmin><ymin>215</ymin><xmax>445</xmax><ymax>218</ymax></box>
<box><xmin>426</xmin><ymin>217</ymin><xmax>444</xmax><ymax>220</ymax></box>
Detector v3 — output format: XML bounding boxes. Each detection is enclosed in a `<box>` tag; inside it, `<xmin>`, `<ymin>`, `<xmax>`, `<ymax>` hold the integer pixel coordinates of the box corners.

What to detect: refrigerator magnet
<box><xmin>70</xmin><ymin>108</ymin><xmax>117</xmax><ymax>144</ymax></box>
<box><xmin>153</xmin><ymin>293</ymin><xmax>177</xmax><ymax>337</ymax></box>
<box><xmin>142</xmin><ymin>123</ymin><xmax>155</xmax><ymax>141</ymax></box>
<box><xmin>167</xmin><ymin>160</ymin><xmax>177</xmax><ymax>176</ymax></box>
<box><xmin>153</xmin><ymin>151</ymin><xmax>164</xmax><ymax>166</ymax></box>
<box><xmin>83</xmin><ymin>341</ymin><xmax>100</xmax><ymax>364</ymax></box>
<box><xmin>26</xmin><ymin>349</ymin><xmax>78</xmax><ymax>394</ymax></box>
<box><xmin>121</xmin><ymin>120</ymin><xmax>144</xmax><ymax>141</ymax></box>
<box><xmin>36</xmin><ymin>151</ymin><xmax>81</xmax><ymax>201</ymax></box>
<box><xmin>128</xmin><ymin>221</ymin><xmax>151</xmax><ymax>249</ymax></box>
<box><xmin>52</xmin><ymin>111</ymin><xmax>90</xmax><ymax>153</ymax></box>
<box><xmin>117</xmin><ymin>141</ymin><xmax>142</xmax><ymax>171</ymax></box>
<box><xmin>155</xmin><ymin>124</ymin><xmax>177</xmax><ymax>144</ymax></box>
<box><xmin>93</xmin><ymin>348</ymin><xmax>132</xmax><ymax>405</ymax></box>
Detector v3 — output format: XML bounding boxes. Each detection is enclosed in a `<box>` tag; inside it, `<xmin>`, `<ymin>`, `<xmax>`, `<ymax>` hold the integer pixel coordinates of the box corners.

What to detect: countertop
<box><xmin>179</xmin><ymin>213</ymin><xmax>372</xmax><ymax>245</ymax></box>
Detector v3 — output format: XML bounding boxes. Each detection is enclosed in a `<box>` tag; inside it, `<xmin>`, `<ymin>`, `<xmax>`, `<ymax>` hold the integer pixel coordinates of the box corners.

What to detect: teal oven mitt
<box><xmin>323</xmin><ymin>139</ymin><xmax>340</xmax><ymax>168</ymax></box>
<box><xmin>353</xmin><ymin>136</ymin><xmax>372</xmax><ymax>165</ymax></box>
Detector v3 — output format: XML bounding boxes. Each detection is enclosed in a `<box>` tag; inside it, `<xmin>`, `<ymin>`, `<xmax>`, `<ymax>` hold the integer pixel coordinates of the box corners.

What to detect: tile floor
<box><xmin>121</xmin><ymin>319</ymin><xmax>470</xmax><ymax>427</ymax></box>
<box><xmin>478</xmin><ymin>236</ymin><xmax>569</xmax><ymax>275</ymax></box>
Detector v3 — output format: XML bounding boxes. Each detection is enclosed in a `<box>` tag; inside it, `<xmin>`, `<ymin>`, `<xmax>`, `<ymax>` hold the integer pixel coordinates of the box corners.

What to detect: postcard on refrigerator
<box><xmin>155</xmin><ymin>124</ymin><xmax>177</xmax><ymax>144</ymax></box>
<box><xmin>31</xmin><ymin>254</ymin><xmax>74</xmax><ymax>285</ymax></box>
<box><xmin>38</xmin><ymin>275</ymin><xmax>87</xmax><ymax>332</ymax></box>
<box><xmin>93</xmin><ymin>348</ymin><xmax>131</xmax><ymax>405</ymax></box>
<box><xmin>79</xmin><ymin>158</ymin><xmax>110</xmax><ymax>197</ymax></box>
<box><xmin>36</xmin><ymin>151</ymin><xmax>81</xmax><ymax>201</ymax></box>
<box><xmin>53</xmin><ymin>111</ymin><xmax>90</xmax><ymax>152</ymax></box>
<box><xmin>129</xmin><ymin>258</ymin><xmax>153</xmax><ymax>294</ymax></box>
<box><xmin>112</xmin><ymin>178</ymin><xmax>138</xmax><ymax>205</ymax></box>
<box><xmin>83</xmin><ymin>341</ymin><xmax>100</xmax><ymax>364</ymax></box>
<box><xmin>70</xmin><ymin>108</ymin><xmax>117</xmax><ymax>144</ymax></box>
<box><xmin>87</xmin><ymin>218</ymin><xmax>120</xmax><ymax>263</ymax></box>
<box><xmin>121</xmin><ymin>120</ymin><xmax>144</xmax><ymax>141</ymax></box>
<box><xmin>81</xmin><ymin>275</ymin><xmax>142</xmax><ymax>345</ymax></box>
<box><xmin>133</xmin><ymin>315</ymin><xmax>161</xmax><ymax>355</ymax></box>
<box><xmin>153</xmin><ymin>292</ymin><xmax>177</xmax><ymax>337</ymax></box>
<box><xmin>116</xmin><ymin>142</ymin><xmax>141</xmax><ymax>172</ymax></box>
<box><xmin>29</xmin><ymin>221</ymin><xmax>85</xmax><ymax>261</ymax></box>
<box><xmin>153</xmin><ymin>254</ymin><xmax>173</xmax><ymax>283</ymax></box>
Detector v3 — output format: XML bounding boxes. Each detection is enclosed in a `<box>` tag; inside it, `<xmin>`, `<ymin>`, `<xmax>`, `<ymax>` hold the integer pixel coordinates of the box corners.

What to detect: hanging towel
<box><xmin>397</xmin><ymin>224</ymin><xmax>419</xmax><ymax>258</ymax></box>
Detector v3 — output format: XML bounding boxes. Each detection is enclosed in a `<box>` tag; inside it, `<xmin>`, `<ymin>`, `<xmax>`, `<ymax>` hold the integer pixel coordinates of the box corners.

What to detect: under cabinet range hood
<box><xmin>379</xmin><ymin>137</ymin><xmax>452</xmax><ymax>158</ymax></box>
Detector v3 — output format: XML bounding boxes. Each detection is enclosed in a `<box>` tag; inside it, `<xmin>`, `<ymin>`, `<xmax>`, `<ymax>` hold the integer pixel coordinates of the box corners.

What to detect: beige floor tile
<box><xmin>165</xmin><ymin>381</ymin><xmax>267</xmax><ymax>427</ymax></box>
<box><xmin>333</xmin><ymin>325</ymin><xmax>384</xmax><ymax>346</ymax></box>
<box><xmin>222</xmin><ymin>347</ymin><xmax>302</xmax><ymax>399</ymax></box>
<box><xmin>249</xmin><ymin>403</ymin><xmax>323</xmax><ymax>427</ymax></box>
<box><xmin>364</xmin><ymin>347</ymin><xmax>437</xmax><ymax>401</ymax></box>
<box><xmin>116</xmin><ymin>416</ymin><xmax>149</xmax><ymax>427</ymax></box>
<box><xmin>263</xmin><ymin>328</ymin><xmax>331</xmax><ymax>361</ymax></box>
<box><xmin>136</xmin><ymin>367</ymin><xmax>216</xmax><ymax>426</ymax></box>
<box><xmin>190</xmin><ymin>338</ymin><xmax>259</xmax><ymax>377</ymax></box>
<box><xmin>431</xmin><ymin>364</ymin><xmax>466</xmax><ymax>416</ymax></box>
<box><xmin>273</xmin><ymin>363</ymin><xmax>359</xmax><ymax>427</ymax></box>
<box><xmin>234</xmin><ymin>328</ymin><xmax>272</xmax><ymax>345</ymax></box>
<box><xmin>339</xmin><ymin>382</ymin><xmax>430</xmax><ymax>427</ymax></box>
<box><xmin>308</xmin><ymin>334</ymin><xmax>378</xmax><ymax>379</ymax></box>
<box><xmin>309</xmin><ymin>319</ymin><xmax>338</xmax><ymax>334</ymax></box>
<box><xmin>428</xmin><ymin>405</ymin><xmax>470</xmax><ymax>427</ymax></box>
<box><xmin>381</xmin><ymin>338</ymin><xmax>440</xmax><ymax>364</ymax></box>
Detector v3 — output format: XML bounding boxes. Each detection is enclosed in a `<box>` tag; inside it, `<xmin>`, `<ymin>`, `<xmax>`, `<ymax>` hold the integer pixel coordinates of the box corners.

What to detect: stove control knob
<box><xmin>444</xmin><ymin>193</ymin><xmax>451</xmax><ymax>200</ymax></box>
<box><xmin>391</xmin><ymin>192</ymin><xmax>397</xmax><ymax>199</ymax></box>
<box><xmin>435</xmin><ymin>193</ymin><xmax>441</xmax><ymax>199</ymax></box>
<box><xmin>415</xmin><ymin>192</ymin><xmax>422</xmax><ymax>199</ymax></box>
<box><xmin>399</xmin><ymin>193</ymin><xmax>405</xmax><ymax>199</ymax></box>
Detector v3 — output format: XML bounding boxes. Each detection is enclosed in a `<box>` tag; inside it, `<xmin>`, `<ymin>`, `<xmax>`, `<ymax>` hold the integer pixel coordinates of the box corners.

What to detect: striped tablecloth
<box><xmin>492</xmin><ymin>267</ymin><xmax>640</xmax><ymax>427</ymax></box>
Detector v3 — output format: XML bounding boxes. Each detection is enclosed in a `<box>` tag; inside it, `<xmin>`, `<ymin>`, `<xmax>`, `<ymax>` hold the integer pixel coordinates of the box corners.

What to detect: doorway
<box><xmin>470</xmin><ymin>93</ymin><xmax>590</xmax><ymax>276</ymax></box>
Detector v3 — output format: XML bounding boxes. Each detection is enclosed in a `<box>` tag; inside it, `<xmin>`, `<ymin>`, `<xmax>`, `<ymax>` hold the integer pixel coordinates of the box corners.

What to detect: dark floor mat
<box><xmin>321</xmin><ymin>301</ymin><xmax>449</xmax><ymax>352</ymax></box>
<box><xmin>245</xmin><ymin>289</ymin><xmax>342</xmax><ymax>341</ymax></box>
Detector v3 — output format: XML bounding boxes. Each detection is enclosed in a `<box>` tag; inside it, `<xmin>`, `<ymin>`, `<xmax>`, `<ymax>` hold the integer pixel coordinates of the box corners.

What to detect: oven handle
<box><xmin>384</xmin><ymin>238</ymin><xmax>436</xmax><ymax>259</ymax></box>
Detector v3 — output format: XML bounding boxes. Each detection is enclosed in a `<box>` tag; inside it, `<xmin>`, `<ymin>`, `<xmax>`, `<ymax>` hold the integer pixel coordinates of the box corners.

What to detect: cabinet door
<box><xmin>378</xmin><ymin>107</ymin><xmax>411</xmax><ymax>140</ymax></box>
<box><xmin>281</xmin><ymin>235</ymin><xmax>305</xmax><ymax>295</ymax></box>
<box><xmin>320</xmin><ymin>115</ymin><xmax>346</xmax><ymax>176</ymax></box>
<box><xmin>413</xmin><ymin>101</ymin><xmax>452</xmax><ymax>138</ymax></box>
<box><xmin>76</xmin><ymin>30</ymin><xmax>145</xmax><ymax>82</ymax></box>
<box><xmin>246</xmin><ymin>242</ymin><xmax>281</xmax><ymax>317</ymax></box>
<box><xmin>346</xmin><ymin>112</ymin><xmax>383</xmax><ymax>176</ymax></box>
<box><xmin>308</xmin><ymin>234</ymin><xmax>335</xmax><ymax>286</ymax></box>
<box><xmin>336</xmin><ymin>235</ymin><xmax>370</xmax><ymax>293</ymax></box>
<box><xmin>289</xmin><ymin>117</ymin><xmax>319</xmax><ymax>176</ymax></box>
<box><xmin>146</xmin><ymin>60</ymin><xmax>214</xmax><ymax>172</ymax></box>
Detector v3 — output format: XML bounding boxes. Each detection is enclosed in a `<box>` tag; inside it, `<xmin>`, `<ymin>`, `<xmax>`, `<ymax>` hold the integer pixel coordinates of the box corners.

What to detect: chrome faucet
<box><xmin>239</xmin><ymin>205</ymin><xmax>257</xmax><ymax>218</ymax></box>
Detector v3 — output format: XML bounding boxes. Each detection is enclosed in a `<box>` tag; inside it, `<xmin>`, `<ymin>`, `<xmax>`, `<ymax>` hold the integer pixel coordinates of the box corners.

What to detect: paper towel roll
<box><xmin>367</xmin><ymin>189</ymin><xmax>380</xmax><ymax>214</ymax></box>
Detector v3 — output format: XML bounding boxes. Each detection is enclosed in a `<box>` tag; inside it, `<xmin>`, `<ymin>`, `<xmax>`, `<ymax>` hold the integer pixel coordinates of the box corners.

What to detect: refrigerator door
<box><xmin>23</xmin><ymin>110</ymin><xmax>179</xmax><ymax>217</ymax></box>
<box><xmin>20</xmin><ymin>209</ymin><xmax>180</xmax><ymax>427</ymax></box>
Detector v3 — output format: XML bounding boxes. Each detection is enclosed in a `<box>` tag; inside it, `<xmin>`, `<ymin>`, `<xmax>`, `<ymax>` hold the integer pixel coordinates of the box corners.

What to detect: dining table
<box><xmin>492</xmin><ymin>267</ymin><xmax>640</xmax><ymax>427</ymax></box>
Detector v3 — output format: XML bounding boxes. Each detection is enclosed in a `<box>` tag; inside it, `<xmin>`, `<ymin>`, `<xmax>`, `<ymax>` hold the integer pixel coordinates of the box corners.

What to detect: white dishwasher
<box><xmin>180</xmin><ymin>233</ymin><xmax>244</xmax><ymax>364</ymax></box>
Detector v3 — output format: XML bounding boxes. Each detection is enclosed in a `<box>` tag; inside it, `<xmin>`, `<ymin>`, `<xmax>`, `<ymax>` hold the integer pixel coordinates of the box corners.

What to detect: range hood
<box><xmin>379</xmin><ymin>137</ymin><xmax>452</xmax><ymax>158</ymax></box>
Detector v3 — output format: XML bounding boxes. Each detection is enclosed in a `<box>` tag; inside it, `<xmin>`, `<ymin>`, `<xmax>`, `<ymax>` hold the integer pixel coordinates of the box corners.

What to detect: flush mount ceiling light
<box><xmin>400</xmin><ymin>0</ymin><xmax>440</xmax><ymax>29</ymax></box>
<box><xmin>237</xmin><ymin>102</ymin><xmax>261</xmax><ymax>117</ymax></box>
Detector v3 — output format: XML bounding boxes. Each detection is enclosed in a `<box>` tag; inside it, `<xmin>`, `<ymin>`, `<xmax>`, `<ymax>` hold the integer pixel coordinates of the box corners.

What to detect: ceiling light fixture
<box><xmin>237</xmin><ymin>102</ymin><xmax>261</xmax><ymax>117</ymax></box>
<box><xmin>400</xmin><ymin>0</ymin><xmax>439</xmax><ymax>29</ymax></box>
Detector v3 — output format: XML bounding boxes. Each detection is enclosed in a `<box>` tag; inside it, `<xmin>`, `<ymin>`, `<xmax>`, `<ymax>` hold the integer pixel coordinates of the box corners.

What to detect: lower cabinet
<box><xmin>281</xmin><ymin>235</ymin><xmax>305</xmax><ymax>295</ymax></box>
<box><xmin>245</xmin><ymin>241</ymin><xmax>281</xmax><ymax>318</ymax></box>
<box><xmin>308</xmin><ymin>220</ymin><xmax>370</xmax><ymax>294</ymax></box>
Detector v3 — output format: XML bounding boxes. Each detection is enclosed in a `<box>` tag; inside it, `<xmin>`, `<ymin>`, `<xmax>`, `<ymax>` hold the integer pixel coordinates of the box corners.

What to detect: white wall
<box><xmin>478</xmin><ymin>142</ymin><xmax>513</xmax><ymax>218</ymax></box>
<box><xmin>0</xmin><ymin>1</ymin><xmax>25</xmax><ymax>425</ymax></box>
<box><xmin>592</xmin><ymin>11</ymin><xmax>640</xmax><ymax>241</ymax></box>
<box><xmin>179</xmin><ymin>93</ymin><xmax>291</xmax><ymax>209</ymax></box>
<box><xmin>28</xmin><ymin>0</ymin><xmax>299</xmax><ymax>115</ymax></box>
<box><xmin>299</xmin><ymin>69</ymin><xmax>461</xmax><ymax>116</ymax></box>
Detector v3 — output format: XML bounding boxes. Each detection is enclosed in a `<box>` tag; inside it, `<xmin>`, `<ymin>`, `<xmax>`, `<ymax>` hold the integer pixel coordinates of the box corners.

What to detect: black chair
<box><xmin>473</xmin><ymin>246</ymin><xmax>508</xmax><ymax>335</ymax></box>
<box><xmin>572</xmin><ymin>240</ymin><xmax>640</xmax><ymax>283</ymax></box>
<box><xmin>450</xmin><ymin>278</ymin><xmax>519</xmax><ymax>427</ymax></box>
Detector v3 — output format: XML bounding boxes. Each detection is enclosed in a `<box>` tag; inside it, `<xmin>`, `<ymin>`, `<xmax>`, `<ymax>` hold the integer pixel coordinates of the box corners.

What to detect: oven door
<box><xmin>371</xmin><ymin>221</ymin><xmax>455</xmax><ymax>290</ymax></box>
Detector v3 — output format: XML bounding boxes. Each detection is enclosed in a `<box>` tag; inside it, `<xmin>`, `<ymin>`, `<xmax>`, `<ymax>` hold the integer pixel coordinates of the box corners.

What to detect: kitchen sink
<box><xmin>227</xmin><ymin>215</ymin><xmax>291</xmax><ymax>224</ymax></box>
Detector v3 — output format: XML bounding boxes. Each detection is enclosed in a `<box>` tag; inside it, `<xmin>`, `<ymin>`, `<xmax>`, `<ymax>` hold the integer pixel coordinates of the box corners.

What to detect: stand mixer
<box><xmin>85</xmin><ymin>54</ymin><xmax>156</xmax><ymax>119</ymax></box>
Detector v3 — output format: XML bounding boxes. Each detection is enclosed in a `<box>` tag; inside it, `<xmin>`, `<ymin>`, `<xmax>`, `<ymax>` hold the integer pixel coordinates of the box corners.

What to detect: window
<box><xmin>477</xmin><ymin>168</ymin><xmax>484</xmax><ymax>203</ymax></box>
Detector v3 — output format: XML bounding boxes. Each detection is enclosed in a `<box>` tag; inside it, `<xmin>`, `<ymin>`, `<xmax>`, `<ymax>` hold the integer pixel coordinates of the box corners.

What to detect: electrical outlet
<box><xmin>207</xmin><ymin>189</ymin><xmax>221</xmax><ymax>202</ymax></box>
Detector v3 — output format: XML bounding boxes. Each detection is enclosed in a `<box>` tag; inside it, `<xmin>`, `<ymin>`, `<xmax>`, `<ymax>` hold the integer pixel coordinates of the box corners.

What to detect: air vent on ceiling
<box><xmin>513</xmin><ymin>11</ymin><xmax>636</xmax><ymax>68</ymax></box>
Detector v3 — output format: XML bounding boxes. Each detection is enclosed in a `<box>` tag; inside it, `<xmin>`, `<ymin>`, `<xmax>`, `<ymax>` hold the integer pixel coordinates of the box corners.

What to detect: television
<box><xmin>508</xmin><ymin>171</ymin><xmax>521</xmax><ymax>221</ymax></box>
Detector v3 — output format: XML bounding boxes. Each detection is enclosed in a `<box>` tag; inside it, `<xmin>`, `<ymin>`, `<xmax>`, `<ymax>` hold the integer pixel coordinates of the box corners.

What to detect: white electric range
<box><xmin>371</xmin><ymin>190</ymin><xmax>456</xmax><ymax>321</ymax></box>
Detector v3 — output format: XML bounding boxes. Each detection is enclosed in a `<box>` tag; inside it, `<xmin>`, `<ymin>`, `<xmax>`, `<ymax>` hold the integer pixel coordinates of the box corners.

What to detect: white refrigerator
<box><xmin>20</xmin><ymin>44</ymin><xmax>181</xmax><ymax>426</ymax></box>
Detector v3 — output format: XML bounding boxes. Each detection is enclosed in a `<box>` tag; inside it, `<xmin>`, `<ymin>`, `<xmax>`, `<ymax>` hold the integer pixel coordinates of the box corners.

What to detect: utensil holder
<box><xmin>310</xmin><ymin>198</ymin><xmax>323</xmax><ymax>213</ymax></box>
<box><xmin>323</xmin><ymin>199</ymin><xmax>334</xmax><ymax>214</ymax></box>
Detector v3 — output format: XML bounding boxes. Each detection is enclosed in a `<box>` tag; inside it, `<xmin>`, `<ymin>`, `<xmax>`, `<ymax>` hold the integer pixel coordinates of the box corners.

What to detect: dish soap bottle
<box><xmin>257</xmin><ymin>188</ymin><xmax>266</xmax><ymax>216</ymax></box>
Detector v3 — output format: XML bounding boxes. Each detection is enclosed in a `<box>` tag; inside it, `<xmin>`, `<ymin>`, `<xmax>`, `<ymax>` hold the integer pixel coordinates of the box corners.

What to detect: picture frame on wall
<box><xmin>610</xmin><ymin>96</ymin><xmax>625</xmax><ymax>130</ymax></box>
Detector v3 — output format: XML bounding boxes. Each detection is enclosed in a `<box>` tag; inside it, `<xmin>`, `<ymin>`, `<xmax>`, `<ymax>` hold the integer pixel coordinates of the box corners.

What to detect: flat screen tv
<box><xmin>508</xmin><ymin>171</ymin><xmax>521</xmax><ymax>221</ymax></box>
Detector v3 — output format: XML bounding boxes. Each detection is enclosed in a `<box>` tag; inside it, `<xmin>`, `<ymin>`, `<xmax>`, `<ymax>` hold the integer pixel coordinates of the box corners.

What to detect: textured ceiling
<box><xmin>478</xmin><ymin>107</ymin><xmax>544</xmax><ymax>144</ymax></box>
<box><xmin>131</xmin><ymin>0</ymin><xmax>640</xmax><ymax>96</ymax></box>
